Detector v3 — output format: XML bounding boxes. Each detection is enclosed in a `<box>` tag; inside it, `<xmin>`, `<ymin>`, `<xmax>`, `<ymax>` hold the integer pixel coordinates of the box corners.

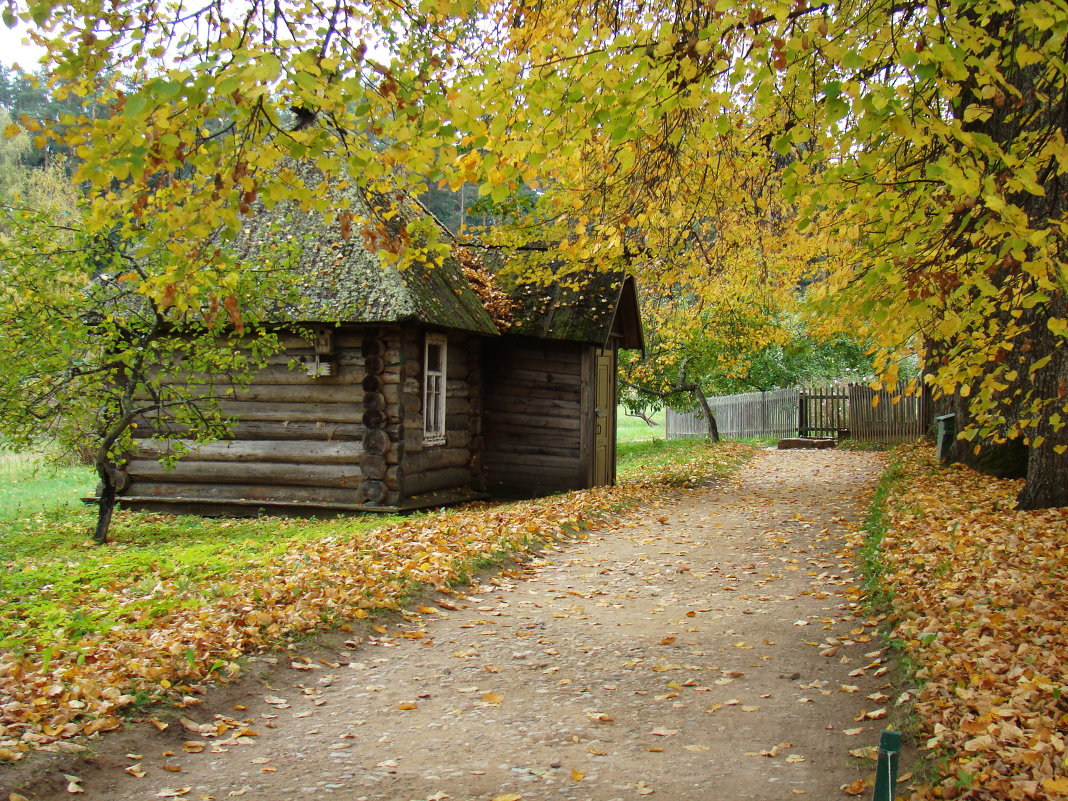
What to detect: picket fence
<box><xmin>665</xmin><ymin>382</ymin><xmax>927</xmax><ymax>444</ymax></box>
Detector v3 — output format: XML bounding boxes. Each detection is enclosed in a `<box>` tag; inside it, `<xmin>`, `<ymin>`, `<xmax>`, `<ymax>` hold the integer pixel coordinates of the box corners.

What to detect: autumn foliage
<box><xmin>874</xmin><ymin>447</ymin><xmax>1067</xmax><ymax>800</ymax></box>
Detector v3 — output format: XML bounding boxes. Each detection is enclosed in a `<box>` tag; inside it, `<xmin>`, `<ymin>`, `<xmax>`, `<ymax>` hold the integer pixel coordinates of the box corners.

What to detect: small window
<box><xmin>423</xmin><ymin>334</ymin><xmax>447</xmax><ymax>445</ymax></box>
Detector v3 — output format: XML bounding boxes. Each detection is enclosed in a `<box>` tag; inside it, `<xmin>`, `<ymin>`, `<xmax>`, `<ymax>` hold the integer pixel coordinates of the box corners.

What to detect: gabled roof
<box><xmin>505</xmin><ymin>270</ymin><xmax>644</xmax><ymax>350</ymax></box>
<box><xmin>236</xmin><ymin>167</ymin><xmax>642</xmax><ymax>347</ymax></box>
<box><xmin>238</xmin><ymin>179</ymin><xmax>499</xmax><ymax>336</ymax></box>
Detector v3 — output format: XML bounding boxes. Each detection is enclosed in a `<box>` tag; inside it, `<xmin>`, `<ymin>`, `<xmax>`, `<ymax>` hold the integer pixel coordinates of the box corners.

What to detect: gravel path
<box><xmin>19</xmin><ymin>448</ymin><xmax>890</xmax><ymax>801</ymax></box>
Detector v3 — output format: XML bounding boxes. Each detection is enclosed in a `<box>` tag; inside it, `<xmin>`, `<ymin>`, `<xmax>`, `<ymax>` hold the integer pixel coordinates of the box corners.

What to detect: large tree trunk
<box><xmin>1018</xmin><ymin>430</ymin><xmax>1068</xmax><ymax>509</ymax></box>
<box><xmin>1017</xmin><ymin>292</ymin><xmax>1068</xmax><ymax>509</ymax></box>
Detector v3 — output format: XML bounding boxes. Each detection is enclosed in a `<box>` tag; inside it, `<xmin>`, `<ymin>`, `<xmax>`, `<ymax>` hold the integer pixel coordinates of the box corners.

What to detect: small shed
<box><xmin>117</xmin><ymin>191</ymin><xmax>643</xmax><ymax>515</ymax></box>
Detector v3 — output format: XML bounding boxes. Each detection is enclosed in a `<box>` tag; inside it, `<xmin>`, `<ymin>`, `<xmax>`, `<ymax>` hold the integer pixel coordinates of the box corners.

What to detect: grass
<box><xmin>0</xmin><ymin>447</ymin><xmax>96</xmax><ymax>522</ymax></box>
<box><xmin>0</xmin><ymin>436</ymin><xmax>752</xmax><ymax>655</ymax></box>
<box><xmin>616</xmin><ymin>404</ymin><xmax>664</xmax><ymax>442</ymax></box>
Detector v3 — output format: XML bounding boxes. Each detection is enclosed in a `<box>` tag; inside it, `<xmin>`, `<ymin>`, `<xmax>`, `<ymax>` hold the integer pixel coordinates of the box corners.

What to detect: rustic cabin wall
<box><xmin>124</xmin><ymin>329</ymin><xmax>368</xmax><ymax>508</ymax></box>
<box><xmin>480</xmin><ymin>337</ymin><xmax>588</xmax><ymax>496</ymax></box>
<box><xmin>398</xmin><ymin>331</ymin><xmax>479</xmax><ymax>498</ymax></box>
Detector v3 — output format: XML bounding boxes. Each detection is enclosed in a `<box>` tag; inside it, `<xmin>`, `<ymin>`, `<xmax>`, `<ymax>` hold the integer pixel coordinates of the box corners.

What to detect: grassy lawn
<box><xmin>616</xmin><ymin>404</ymin><xmax>665</xmax><ymax>442</ymax></box>
<box><xmin>0</xmin><ymin>448</ymin><xmax>96</xmax><ymax>523</ymax></box>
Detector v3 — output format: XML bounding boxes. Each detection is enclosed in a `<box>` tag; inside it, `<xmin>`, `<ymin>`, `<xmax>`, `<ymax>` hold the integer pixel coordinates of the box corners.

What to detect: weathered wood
<box><xmin>362</xmin><ymin>428</ymin><xmax>390</xmax><ymax>455</ymax></box>
<box><xmin>122</xmin><ymin>481</ymin><xmax>360</xmax><ymax>505</ymax></box>
<box><xmin>362</xmin><ymin>337</ymin><xmax>386</xmax><ymax>358</ymax></box>
<box><xmin>364</xmin><ymin>392</ymin><xmax>386</xmax><ymax>411</ymax></box>
<box><xmin>134</xmin><ymin>382</ymin><xmax>356</xmax><ymax>404</ymax></box>
<box><xmin>357</xmin><ymin>480</ymin><xmax>388</xmax><ymax>504</ymax></box>
<box><xmin>485</xmin><ymin>354</ymin><xmax>583</xmax><ymax>375</ymax></box>
<box><xmin>483</xmin><ymin>395</ymin><xmax>580</xmax><ymax>415</ymax></box>
<box><xmin>403</xmin><ymin>467</ymin><xmax>473</xmax><ymax>497</ymax></box>
<box><xmin>362</xmin><ymin>374</ymin><xmax>381</xmax><ymax>392</ymax></box>
<box><xmin>222</xmin><ymin>383</ymin><xmax>359</xmax><ymax>403</ymax></box>
<box><xmin>483</xmin><ymin>452</ymin><xmax>580</xmax><ymax>470</ymax></box>
<box><xmin>126</xmin><ymin>459</ymin><xmax>362</xmax><ymax>487</ymax></box>
<box><xmin>402</xmin><ymin>394</ymin><xmax>422</xmax><ymax>416</ymax></box>
<box><xmin>579</xmin><ymin>346</ymin><xmax>595</xmax><ymax>487</ymax></box>
<box><xmin>481</xmin><ymin>367</ymin><xmax>583</xmax><ymax>387</ymax></box>
<box><xmin>480</xmin><ymin>413</ymin><xmax>582</xmax><ymax>432</ymax></box>
<box><xmin>359</xmin><ymin>454</ymin><xmax>387</xmax><ymax>479</ymax></box>
<box><xmin>480</xmin><ymin>440</ymin><xmax>580</xmax><ymax>459</ymax></box>
<box><xmin>365</xmin><ymin>355</ymin><xmax>385</xmax><ymax>375</ymax></box>
<box><xmin>140</xmin><ymin>421</ymin><xmax>366</xmax><ymax>442</ymax></box>
<box><xmin>363</xmin><ymin>410</ymin><xmax>388</xmax><ymax>429</ymax></box>
<box><xmin>134</xmin><ymin>439</ymin><xmax>363</xmax><ymax>464</ymax></box>
<box><xmin>403</xmin><ymin>447</ymin><xmax>470</xmax><ymax>475</ymax></box>
<box><xmin>480</xmin><ymin>383</ymin><xmax>582</xmax><ymax>403</ymax></box>
<box><xmin>142</xmin><ymin>401</ymin><xmax>363</xmax><ymax>424</ymax></box>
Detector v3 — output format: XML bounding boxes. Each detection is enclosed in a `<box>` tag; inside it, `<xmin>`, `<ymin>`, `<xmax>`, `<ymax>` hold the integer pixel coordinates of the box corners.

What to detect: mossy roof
<box><xmin>503</xmin><ymin>270</ymin><xmax>644</xmax><ymax>349</ymax></box>
<box><xmin>235</xmin><ymin>169</ymin><xmax>641</xmax><ymax>347</ymax></box>
<box><xmin>238</xmin><ymin>185</ymin><xmax>499</xmax><ymax>336</ymax></box>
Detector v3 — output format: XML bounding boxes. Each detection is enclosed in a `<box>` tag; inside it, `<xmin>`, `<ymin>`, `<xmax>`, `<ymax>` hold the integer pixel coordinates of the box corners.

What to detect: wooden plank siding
<box><xmin>480</xmin><ymin>338</ymin><xmax>593</xmax><ymax>496</ymax></box>
<box><xmin>666</xmin><ymin>381</ymin><xmax>926</xmax><ymax>444</ymax></box>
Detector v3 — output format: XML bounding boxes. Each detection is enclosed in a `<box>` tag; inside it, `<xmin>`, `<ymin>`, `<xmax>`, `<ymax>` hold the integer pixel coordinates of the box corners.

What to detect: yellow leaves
<box><xmin>840</xmin><ymin>778</ymin><xmax>870</xmax><ymax>796</ymax></box>
<box><xmin>876</xmin><ymin>445</ymin><xmax>1068</xmax><ymax>799</ymax></box>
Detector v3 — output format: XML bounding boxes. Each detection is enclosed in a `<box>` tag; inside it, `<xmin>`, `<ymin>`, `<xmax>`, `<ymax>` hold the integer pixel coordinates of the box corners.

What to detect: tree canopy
<box><xmin>8</xmin><ymin>0</ymin><xmax>1068</xmax><ymax>507</ymax></box>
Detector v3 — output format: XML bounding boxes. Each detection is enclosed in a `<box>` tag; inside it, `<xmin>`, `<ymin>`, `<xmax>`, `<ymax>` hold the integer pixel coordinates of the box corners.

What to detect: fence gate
<box><xmin>666</xmin><ymin>381</ymin><xmax>927</xmax><ymax>444</ymax></box>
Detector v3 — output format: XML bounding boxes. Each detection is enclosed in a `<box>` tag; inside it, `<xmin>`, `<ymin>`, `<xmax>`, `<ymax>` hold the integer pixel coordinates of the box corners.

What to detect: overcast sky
<box><xmin>0</xmin><ymin>22</ymin><xmax>46</xmax><ymax>69</ymax></box>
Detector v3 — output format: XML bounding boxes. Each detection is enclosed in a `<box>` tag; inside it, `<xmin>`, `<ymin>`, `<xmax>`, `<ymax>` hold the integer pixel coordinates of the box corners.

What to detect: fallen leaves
<box><xmin>0</xmin><ymin>449</ymin><xmax>762</xmax><ymax>756</ymax></box>
<box><xmin>870</xmin><ymin>446</ymin><xmax>1068</xmax><ymax>800</ymax></box>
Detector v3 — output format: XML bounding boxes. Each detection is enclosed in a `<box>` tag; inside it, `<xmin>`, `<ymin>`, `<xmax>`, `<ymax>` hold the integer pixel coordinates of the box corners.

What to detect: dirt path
<box><xmin>17</xmin><ymin>448</ymin><xmax>891</xmax><ymax>801</ymax></box>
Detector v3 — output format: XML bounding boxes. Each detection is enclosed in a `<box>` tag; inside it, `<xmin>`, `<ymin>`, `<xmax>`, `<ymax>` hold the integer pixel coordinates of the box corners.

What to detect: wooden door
<box><xmin>594</xmin><ymin>347</ymin><xmax>615</xmax><ymax>486</ymax></box>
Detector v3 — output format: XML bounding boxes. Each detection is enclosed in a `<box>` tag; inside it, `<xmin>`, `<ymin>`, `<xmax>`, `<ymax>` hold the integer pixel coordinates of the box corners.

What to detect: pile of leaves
<box><xmin>0</xmin><ymin>440</ymin><xmax>754</xmax><ymax>759</ymax></box>
<box><xmin>873</xmin><ymin>446</ymin><xmax>1067</xmax><ymax>800</ymax></box>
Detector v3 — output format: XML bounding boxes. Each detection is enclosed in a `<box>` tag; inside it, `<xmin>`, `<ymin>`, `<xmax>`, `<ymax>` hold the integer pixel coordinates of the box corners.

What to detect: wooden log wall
<box><xmin>124</xmin><ymin>328</ymin><xmax>370</xmax><ymax>508</ymax></box>
<box><xmin>125</xmin><ymin>325</ymin><xmax>486</xmax><ymax>510</ymax></box>
<box><xmin>480</xmin><ymin>338</ymin><xmax>590</xmax><ymax>496</ymax></box>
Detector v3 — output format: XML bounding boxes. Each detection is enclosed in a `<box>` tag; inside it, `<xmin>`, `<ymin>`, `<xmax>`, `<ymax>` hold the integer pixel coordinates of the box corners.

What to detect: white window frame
<box><xmin>423</xmin><ymin>333</ymin><xmax>447</xmax><ymax>446</ymax></box>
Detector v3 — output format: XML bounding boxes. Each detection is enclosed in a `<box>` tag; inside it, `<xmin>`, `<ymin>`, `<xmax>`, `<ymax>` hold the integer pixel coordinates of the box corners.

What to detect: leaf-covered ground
<box><xmin>9</xmin><ymin>446</ymin><xmax>889</xmax><ymax>801</ymax></box>
<box><xmin>0</xmin><ymin>440</ymin><xmax>753</xmax><ymax>762</ymax></box>
<box><xmin>869</xmin><ymin>446</ymin><xmax>1067</xmax><ymax>800</ymax></box>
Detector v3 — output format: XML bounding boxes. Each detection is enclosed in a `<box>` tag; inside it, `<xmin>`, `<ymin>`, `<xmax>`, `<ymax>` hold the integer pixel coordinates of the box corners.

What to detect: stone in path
<box><xmin>24</xmin><ymin>449</ymin><xmax>888</xmax><ymax>801</ymax></box>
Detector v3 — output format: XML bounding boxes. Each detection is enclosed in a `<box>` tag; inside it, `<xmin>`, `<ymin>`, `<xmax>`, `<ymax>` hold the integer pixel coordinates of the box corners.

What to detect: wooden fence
<box><xmin>666</xmin><ymin>381</ymin><xmax>927</xmax><ymax>444</ymax></box>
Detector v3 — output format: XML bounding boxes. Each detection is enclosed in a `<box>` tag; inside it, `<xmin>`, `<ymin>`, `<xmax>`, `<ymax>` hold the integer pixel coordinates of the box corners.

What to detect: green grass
<box><xmin>617</xmin><ymin>437</ymin><xmax>755</xmax><ymax>486</ymax></box>
<box><xmin>0</xmin><ymin>434</ymin><xmax>752</xmax><ymax>655</ymax></box>
<box><xmin>0</xmin><ymin>447</ymin><xmax>96</xmax><ymax>522</ymax></box>
<box><xmin>616</xmin><ymin>404</ymin><xmax>664</xmax><ymax>443</ymax></box>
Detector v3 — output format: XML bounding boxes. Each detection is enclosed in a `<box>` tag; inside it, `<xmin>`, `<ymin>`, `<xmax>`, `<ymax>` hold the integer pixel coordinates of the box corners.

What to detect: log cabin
<box><xmin>116</xmin><ymin>189</ymin><xmax>643</xmax><ymax>515</ymax></box>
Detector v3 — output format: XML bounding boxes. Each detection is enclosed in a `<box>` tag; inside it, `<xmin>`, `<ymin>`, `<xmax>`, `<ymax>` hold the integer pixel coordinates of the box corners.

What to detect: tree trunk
<box><xmin>694</xmin><ymin>389</ymin><xmax>720</xmax><ymax>442</ymax></box>
<box><xmin>1017</xmin><ymin>292</ymin><xmax>1068</xmax><ymax>509</ymax></box>
<box><xmin>1018</xmin><ymin>431</ymin><xmax>1068</xmax><ymax>509</ymax></box>
<box><xmin>94</xmin><ymin>465</ymin><xmax>117</xmax><ymax>545</ymax></box>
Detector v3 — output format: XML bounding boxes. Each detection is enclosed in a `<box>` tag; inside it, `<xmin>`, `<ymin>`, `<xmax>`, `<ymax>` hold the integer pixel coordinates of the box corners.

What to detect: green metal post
<box><xmin>872</xmin><ymin>729</ymin><xmax>902</xmax><ymax>801</ymax></box>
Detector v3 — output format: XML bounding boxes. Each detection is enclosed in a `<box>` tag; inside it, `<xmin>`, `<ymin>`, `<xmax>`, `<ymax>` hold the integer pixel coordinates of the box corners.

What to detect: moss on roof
<box><xmin>504</xmin><ymin>269</ymin><xmax>641</xmax><ymax>347</ymax></box>
<box><xmin>237</xmin><ymin>181</ymin><xmax>499</xmax><ymax>336</ymax></box>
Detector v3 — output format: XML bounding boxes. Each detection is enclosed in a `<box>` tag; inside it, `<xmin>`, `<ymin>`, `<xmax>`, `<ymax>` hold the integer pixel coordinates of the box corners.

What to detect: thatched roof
<box><xmin>506</xmin><ymin>270</ymin><xmax>644</xmax><ymax>349</ymax></box>
<box><xmin>237</xmin><ymin>180</ymin><xmax>499</xmax><ymax>336</ymax></box>
<box><xmin>235</xmin><ymin>168</ymin><xmax>641</xmax><ymax>348</ymax></box>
